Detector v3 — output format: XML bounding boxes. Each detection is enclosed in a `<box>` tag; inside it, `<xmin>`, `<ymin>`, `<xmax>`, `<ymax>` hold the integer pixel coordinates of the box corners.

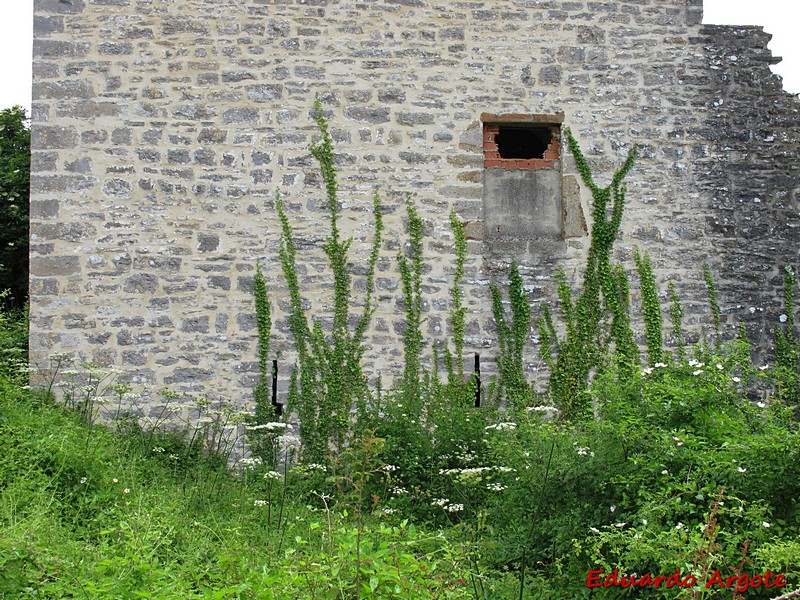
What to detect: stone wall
<box><xmin>29</xmin><ymin>0</ymin><xmax>800</xmax><ymax>410</ymax></box>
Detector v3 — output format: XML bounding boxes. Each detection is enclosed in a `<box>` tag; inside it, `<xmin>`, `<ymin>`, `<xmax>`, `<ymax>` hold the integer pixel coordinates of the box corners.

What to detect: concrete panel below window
<box><xmin>483</xmin><ymin>168</ymin><xmax>562</xmax><ymax>241</ymax></box>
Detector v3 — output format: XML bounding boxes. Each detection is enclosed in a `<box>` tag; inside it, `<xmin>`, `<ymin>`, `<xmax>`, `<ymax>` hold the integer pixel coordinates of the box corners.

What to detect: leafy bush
<box><xmin>0</xmin><ymin>295</ymin><xmax>26</xmax><ymax>381</ymax></box>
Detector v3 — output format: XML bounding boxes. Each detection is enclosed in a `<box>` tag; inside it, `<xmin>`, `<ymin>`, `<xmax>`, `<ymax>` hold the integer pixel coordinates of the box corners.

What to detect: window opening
<box><xmin>481</xmin><ymin>113</ymin><xmax>563</xmax><ymax>170</ymax></box>
<box><xmin>495</xmin><ymin>125</ymin><xmax>551</xmax><ymax>159</ymax></box>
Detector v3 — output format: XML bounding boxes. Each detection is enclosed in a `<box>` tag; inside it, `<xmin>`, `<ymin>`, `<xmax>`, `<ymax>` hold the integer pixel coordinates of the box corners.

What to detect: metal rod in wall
<box><xmin>474</xmin><ymin>353</ymin><xmax>481</xmax><ymax>408</ymax></box>
<box><xmin>271</xmin><ymin>359</ymin><xmax>282</xmax><ymax>417</ymax></box>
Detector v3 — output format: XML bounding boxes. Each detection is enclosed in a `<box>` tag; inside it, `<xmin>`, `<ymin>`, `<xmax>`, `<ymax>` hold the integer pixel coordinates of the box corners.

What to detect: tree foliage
<box><xmin>0</xmin><ymin>107</ymin><xmax>30</xmax><ymax>307</ymax></box>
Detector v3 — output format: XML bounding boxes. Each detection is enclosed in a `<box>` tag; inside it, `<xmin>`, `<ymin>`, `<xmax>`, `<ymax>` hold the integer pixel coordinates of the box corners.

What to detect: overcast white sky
<box><xmin>0</xmin><ymin>0</ymin><xmax>797</xmax><ymax>113</ymax></box>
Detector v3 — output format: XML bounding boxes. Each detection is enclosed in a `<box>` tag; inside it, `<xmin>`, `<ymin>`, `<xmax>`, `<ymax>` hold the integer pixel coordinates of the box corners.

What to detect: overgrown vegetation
<box><xmin>0</xmin><ymin>106</ymin><xmax>29</xmax><ymax>308</ymax></box>
<box><xmin>5</xmin><ymin>107</ymin><xmax>800</xmax><ymax>598</ymax></box>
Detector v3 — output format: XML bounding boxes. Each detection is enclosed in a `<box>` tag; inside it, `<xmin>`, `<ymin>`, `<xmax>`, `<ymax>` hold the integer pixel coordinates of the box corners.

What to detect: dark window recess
<box><xmin>495</xmin><ymin>126</ymin><xmax>552</xmax><ymax>159</ymax></box>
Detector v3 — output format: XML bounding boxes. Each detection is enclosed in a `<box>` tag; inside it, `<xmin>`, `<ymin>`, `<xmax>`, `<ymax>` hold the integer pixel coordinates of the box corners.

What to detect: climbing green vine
<box><xmin>703</xmin><ymin>263</ymin><xmax>722</xmax><ymax>347</ymax></box>
<box><xmin>635</xmin><ymin>248</ymin><xmax>664</xmax><ymax>366</ymax></box>
<box><xmin>275</xmin><ymin>99</ymin><xmax>384</xmax><ymax>461</ymax></box>
<box><xmin>537</xmin><ymin>127</ymin><xmax>637</xmax><ymax>418</ymax></box>
<box><xmin>398</xmin><ymin>195</ymin><xmax>425</xmax><ymax>401</ymax></box>
<box><xmin>668</xmin><ymin>281</ymin><xmax>686</xmax><ymax>361</ymax></box>
<box><xmin>490</xmin><ymin>262</ymin><xmax>532</xmax><ymax>408</ymax></box>
<box><xmin>607</xmin><ymin>262</ymin><xmax>638</xmax><ymax>378</ymax></box>
<box><xmin>446</xmin><ymin>209</ymin><xmax>468</xmax><ymax>384</ymax></box>
<box><xmin>252</xmin><ymin>264</ymin><xmax>274</xmax><ymax>423</ymax></box>
<box><xmin>776</xmin><ymin>265</ymin><xmax>800</xmax><ymax>406</ymax></box>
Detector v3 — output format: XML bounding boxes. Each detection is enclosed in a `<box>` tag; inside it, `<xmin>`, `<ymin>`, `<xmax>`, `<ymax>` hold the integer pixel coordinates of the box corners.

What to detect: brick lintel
<box><xmin>480</xmin><ymin>112</ymin><xmax>565</xmax><ymax>124</ymax></box>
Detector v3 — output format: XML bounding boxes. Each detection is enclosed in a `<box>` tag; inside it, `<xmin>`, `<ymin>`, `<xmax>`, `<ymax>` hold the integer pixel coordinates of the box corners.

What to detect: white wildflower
<box><xmin>641</xmin><ymin>367</ymin><xmax>654</xmax><ymax>375</ymax></box>
<box><xmin>675</xmin><ymin>522</ymin><xmax>684</xmax><ymax>530</ymax></box>
<box><xmin>661</xmin><ymin>470</ymin><xmax>669</xmax><ymax>475</ymax></box>
<box><xmin>614</xmin><ymin>522</ymin><xmax>626</xmax><ymax>528</ymax></box>
<box><xmin>762</xmin><ymin>522</ymin><xmax>771</xmax><ymax>528</ymax></box>
<box><xmin>779</xmin><ymin>314</ymin><xmax>787</xmax><ymax>323</ymax></box>
<box><xmin>759</xmin><ymin>365</ymin><xmax>770</xmax><ymax>371</ymax></box>
<box><xmin>486</xmin><ymin>483</ymin><xmax>507</xmax><ymax>491</ymax></box>
<box><xmin>123</xmin><ymin>488</ymin><xmax>130</xmax><ymax>494</ymax></box>
<box><xmin>80</xmin><ymin>477</ymin><xmax>87</xmax><ymax>484</ymax></box>
<box><xmin>254</xmin><ymin>500</ymin><xmax>269</xmax><ymax>507</ymax></box>
<box><xmin>716</xmin><ymin>363</ymin><xmax>724</xmax><ymax>370</ymax></box>
<box><xmin>431</xmin><ymin>498</ymin><xmax>450</xmax><ymax>507</ymax></box>
<box><xmin>445</xmin><ymin>503</ymin><xmax>464</xmax><ymax>513</ymax></box>
<box><xmin>737</xmin><ymin>467</ymin><xmax>747</xmax><ymax>473</ymax></box>
<box><xmin>693</xmin><ymin>369</ymin><xmax>703</xmax><ymax>376</ymax></box>
<box><xmin>732</xmin><ymin>376</ymin><xmax>741</xmax><ymax>383</ymax></box>
<box><xmin>264</xmin><ymin>471</ymin><xmax>282</xmax><ymax>481</ymax></box>
<box><xmin>642</xmin><ymin>519</ymin><xmax>648</xmax><ymax>526</ymax></box>
<box><xmin>380</xmin><ymin>464</ymin><xmax>398</xmax><ymax>472</ymax></box>
<box><xmin>466</xmin><ymin>467</ymin><xmax>492</xmax><ymax>474</ymax></box>
<box><xmin>757</xmin><ymin>401</ymin><xmax>766</xmax><ymax>408</ymax></box>
<box><xmin>152</xmin><ymin>447</ymin><xmax>165</xmax><ymax>453</ymax></box>
<box><xmin>590</xmin><ymin>527</ymin><xmax>600</xmax><ymax>533</ymax></box>
<box><xmin>485</xmin><ymin>422</ymin><xmax>517</xmax><ymax>431</ymax></box>
<box><xmin>576</xmin><ymin>447</ymin><xmax>590</xmax><ymax>456</ymax></box>
<box><xmin>610</xmin><ymin>505</ymin><xmax>616</xmax><ymax>513</ymax></box>
<box><xmin>654</xmin><ymin>362</ymin><xmax>667</xmax><ymax>368</ymax></box>
<box><xmin>390</xmin><ymin>487</ymin><xmax>408</xmax><ymax>495</ymax></box>
<box><xmin>381</xmin><ymin>508</ymin><xmax>396</xmax><ymax>515</ymax></box>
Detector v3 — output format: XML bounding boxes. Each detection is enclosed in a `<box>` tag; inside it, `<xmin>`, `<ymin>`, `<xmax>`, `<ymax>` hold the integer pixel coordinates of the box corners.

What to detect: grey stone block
<box><xmin>344</xmin><ymin>107</ymin><xmax>390</xmax><ymax>124</ymax></box>
<box><xmin>181</xmin><ymin>316</ymin><xmax>210</xmax><ymax>333</ymax></box>
<box><xmin>123</xmin><ymin>274</ymin><xmax>159</xmax><ymax>294</ymax></box>
<box><xmin>245</xmin><ymin>84</ymin><xmax>283</xmax><ymax>102</ymax></box>
<box><xmin>31</xmin><ymin>256</ymin><xmax>81</xmax><ymax>277</ymax></box>
<box><xmin>31</xmin><ymin>175</ymin><xmax>97</xmax><ymax>193</ymax></box>
<box><xmin>198</xmin><ymin>233</ymin><xmax>220</xmax><ymax>252</ymax></box>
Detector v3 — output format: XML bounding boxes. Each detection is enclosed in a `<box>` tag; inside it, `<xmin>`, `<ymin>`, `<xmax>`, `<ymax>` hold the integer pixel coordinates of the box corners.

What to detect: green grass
<box><xmin>0</xmin><ymin>381</ymin><xmax>472</xmax><ymax>599</ymax></box>
<box><xmin>3</xmin><ymin>365</ymin><xmax>799</xmax><ymax>599</ymax></box>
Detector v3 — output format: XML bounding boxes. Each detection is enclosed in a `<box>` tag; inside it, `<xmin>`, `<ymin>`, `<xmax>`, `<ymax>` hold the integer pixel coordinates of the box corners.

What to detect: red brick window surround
<box><xmin>482</xmin><ymin>112</ymin><xmax>564</xmax><ymax>169</ymax></box>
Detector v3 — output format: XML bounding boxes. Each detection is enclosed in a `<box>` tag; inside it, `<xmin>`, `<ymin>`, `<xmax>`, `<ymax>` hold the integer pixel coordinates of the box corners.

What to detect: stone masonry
<box><xmin>29</xmin><ymin>0</ymin><xmax>800</xmax><ymax>411</ymax></box>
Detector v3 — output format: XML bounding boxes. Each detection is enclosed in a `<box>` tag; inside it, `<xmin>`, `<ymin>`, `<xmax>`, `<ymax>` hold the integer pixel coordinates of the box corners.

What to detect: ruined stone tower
<box><xmin>29</xmin><ymin>0</ymin><xmax>800</xmax><ymax>409</ymax></box>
